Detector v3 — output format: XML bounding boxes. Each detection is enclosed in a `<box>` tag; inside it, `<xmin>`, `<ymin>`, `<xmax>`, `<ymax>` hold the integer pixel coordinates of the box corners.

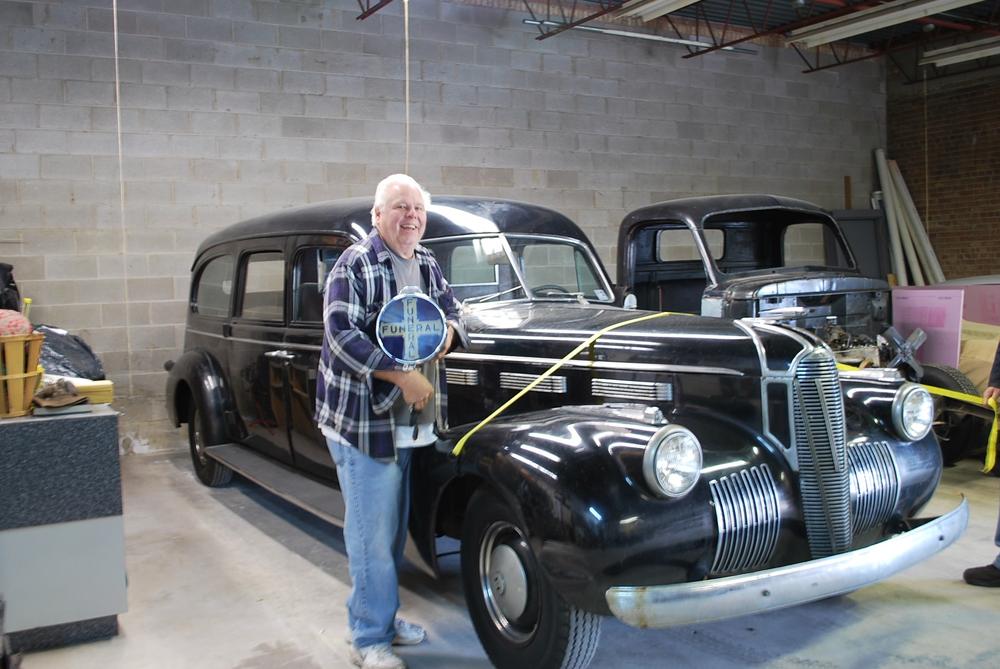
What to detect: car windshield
<box><xmin>424</xmin><ymin>234</ymin><xmax>613</xmax><ymax>304</ymax></box>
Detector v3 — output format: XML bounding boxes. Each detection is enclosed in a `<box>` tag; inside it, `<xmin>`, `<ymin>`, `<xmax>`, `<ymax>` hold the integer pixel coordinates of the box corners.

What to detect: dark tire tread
<box><xmin>461</xmin><ymin>488</ymin><xmax>602</xmax><ymax>669</ymax></box>
<box><xmin>188</xmin><ymin>403</ymin><xmax>233</xmax><ymax>487</ymax></box>
<box><xmin>921</xmin><ymin>363</ymin><xmax>986</xmax><ymax>465</ymax></box>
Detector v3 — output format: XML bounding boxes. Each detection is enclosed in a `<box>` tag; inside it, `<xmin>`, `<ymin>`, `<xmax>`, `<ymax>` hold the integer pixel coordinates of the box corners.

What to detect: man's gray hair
<box><xmin>371</xmin><ymin>174</ymin><xmax>431</xmax><ymax>226</ymax></box>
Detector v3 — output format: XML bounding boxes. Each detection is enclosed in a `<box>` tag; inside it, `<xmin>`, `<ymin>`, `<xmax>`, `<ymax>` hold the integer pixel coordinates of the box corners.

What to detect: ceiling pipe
<box><xmin>787</xmin><ymin>0</ymin><xmax>988</xmax><ymax>50</ymax></box>
<box><xmin>812</xmin><ymin>0</ymin><xmax>985</xmax><ymax>33</ymax></box>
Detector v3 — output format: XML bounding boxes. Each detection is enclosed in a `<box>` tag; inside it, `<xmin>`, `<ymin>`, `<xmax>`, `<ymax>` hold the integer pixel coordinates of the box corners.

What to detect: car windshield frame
<box><xmin>691</xmin><ymin>217</ymin><xmax>858</xmax><ymax>281</ymax></box>
<box><xmin>423</xmin><ymin>232</ymin><xmax>615</xmax><ymax>305</ymax></box>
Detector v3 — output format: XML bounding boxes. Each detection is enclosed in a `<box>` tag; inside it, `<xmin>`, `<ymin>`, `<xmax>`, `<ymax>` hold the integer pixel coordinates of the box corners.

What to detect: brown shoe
<box><xmin>963</xmin><ymin>564</ymin><xmax>1000</xmax><ymax>587</ymax></box>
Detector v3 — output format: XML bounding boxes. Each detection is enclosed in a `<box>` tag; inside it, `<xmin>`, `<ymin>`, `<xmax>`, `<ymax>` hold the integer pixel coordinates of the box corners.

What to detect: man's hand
<box><xmin>437</xmin><ymin>323</ymin><xmax>455</xmax><ymax>361</ymax></box>
<box><xmin>375</xmin><ymin>368</ymin><xmax>434</xmax><ymax>411</ymax></box>
<box><xmin>399</xmin><ymin>370</ymin><xmax>434</xmax><ymax>410</ymax></box>
<box><xmin>985</xmin><ymin>386</ymin><xmax>1000</xmax><ymax>403</ymax></box>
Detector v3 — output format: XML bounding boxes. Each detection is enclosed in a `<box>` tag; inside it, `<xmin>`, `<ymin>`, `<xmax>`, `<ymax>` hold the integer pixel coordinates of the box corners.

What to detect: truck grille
<box><xmin>792</xmin><ymin>348</ymin><xmax>851</xmax><ymax>557</ymax></box>
<box><xmin>848</xmin><ymin>440</ymin><xmax>900</xmax><ymax>534</ymax></box>
<box><xmin>709</xmin><ymin>464</ymin><xmax>781</xmax><ymax>575</ymax></box>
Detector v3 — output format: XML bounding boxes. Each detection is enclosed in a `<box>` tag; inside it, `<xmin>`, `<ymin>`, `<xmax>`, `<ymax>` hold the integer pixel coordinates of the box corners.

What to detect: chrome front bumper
<box><xmin>606</xmin><ymin>497</ymin><xmax>968</xmax><ymax>628</ymax></box>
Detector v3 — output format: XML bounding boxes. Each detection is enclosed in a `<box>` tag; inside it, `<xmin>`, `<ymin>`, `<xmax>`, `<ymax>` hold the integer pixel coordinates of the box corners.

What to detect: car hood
<box><xmin>710</xmin><ymin>271</ymin><xmax>888</xmax><ymax>300</ymax></box>
<box><xmin>462</xmin><ymin>302</ymin><xmax>817</xmax><ymax>377</ymax></box>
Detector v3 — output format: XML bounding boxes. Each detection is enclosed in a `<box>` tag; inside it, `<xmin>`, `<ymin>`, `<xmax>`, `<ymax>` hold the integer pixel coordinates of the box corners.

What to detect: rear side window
<box><xmin>193</xmin><ymin>255</ymin><xmax>234</xmax><ymax>317</ymax></box>
<box><xmin>293</xmin><ymin>247</ymin><xmax>342</xmax><ymax>322</ymax></box>
<box><xmin>239</xmin><ymin>252</ymin><xmax>285</xmax><ymax>321</ymax></box>
<box><xmin>658</xmin><ymin>228</ymin><xmax>723</xmax><ymax>261</ymax></box>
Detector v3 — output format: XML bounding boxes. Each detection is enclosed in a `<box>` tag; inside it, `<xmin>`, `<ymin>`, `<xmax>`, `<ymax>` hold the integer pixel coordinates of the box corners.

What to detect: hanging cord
<box><xmin>922</xmin><ymin>70</ymin><xmax>929</xmax><ymax>234</ymax></box>
<box><xmin>112</xmin><ymin>1</ymin><xmax>134</xmax><ymax>397</ymax></box>
<box><xmin>403</xmin><ymin>0</ymin><xmax>411</xmax><ymax>173</ymax></box>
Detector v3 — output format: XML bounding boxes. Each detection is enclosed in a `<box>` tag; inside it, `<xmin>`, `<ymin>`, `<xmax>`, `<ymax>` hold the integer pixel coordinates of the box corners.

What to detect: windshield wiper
<box><xmin>537</xmin><ymin>292</ymin><xmax>589</xmax><ymax>304</ymax></box>
<box><xmin>465</xmin><ymin>285</ymin><xmax>526</xmax><ymax>304</ymax></box>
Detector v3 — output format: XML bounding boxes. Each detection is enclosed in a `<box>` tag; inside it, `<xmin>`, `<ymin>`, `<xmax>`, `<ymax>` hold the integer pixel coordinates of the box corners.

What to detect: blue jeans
<box><xmin>327</xmin><ymin>438</ymin><xmax>413</xmax><ymax>649</ymax></box>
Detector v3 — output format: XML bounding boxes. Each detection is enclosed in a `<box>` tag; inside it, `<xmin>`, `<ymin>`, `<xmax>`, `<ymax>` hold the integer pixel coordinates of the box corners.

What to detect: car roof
<box><xmin>618</xmin><ymin>194</ymin><xmax>833</xmax><ymax>237</ymax></box>
<box><xmin>195</xmin><ymin>196</ymin><xmax>597</xmax><ymax>259</ymax></box>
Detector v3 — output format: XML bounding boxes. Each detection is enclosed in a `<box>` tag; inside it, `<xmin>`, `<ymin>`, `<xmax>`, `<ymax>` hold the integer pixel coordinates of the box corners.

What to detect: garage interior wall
<box><xmin>0</xmin><ymin>0</ymin><xmax>885</xmax><ymax>449</ymax></box>
<box><xmin>887</xmin><ymin>70</ymin><xmax>1000</xmax><ymax>281</ymax></box>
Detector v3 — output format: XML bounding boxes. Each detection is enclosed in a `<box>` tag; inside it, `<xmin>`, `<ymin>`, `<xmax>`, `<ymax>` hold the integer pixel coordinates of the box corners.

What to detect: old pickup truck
<box><xmin>616</xmin><ymin>194</ymin><xmax>988</xmax><ymax>464</ymax></box>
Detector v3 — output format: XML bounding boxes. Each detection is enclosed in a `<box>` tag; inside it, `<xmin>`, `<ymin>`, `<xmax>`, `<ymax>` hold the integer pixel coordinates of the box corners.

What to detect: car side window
<box><xmin>239</xmin><ymin>252</ymin><xmax>285</xmax><ymax>321</ymax></box>
<box><xmin>192</xmin><ymin>255</ymin><xmax>234</xmax><ymax>317</ymax></box>
<box><xmin>425</xmin><ymin>238</ymin><xmax>506</xmax><ymax>301</ymax></box>
<box><xmin>293</xmin><ymin>247</ymin><xmax>341</xmax><ymax>322</ymax></box>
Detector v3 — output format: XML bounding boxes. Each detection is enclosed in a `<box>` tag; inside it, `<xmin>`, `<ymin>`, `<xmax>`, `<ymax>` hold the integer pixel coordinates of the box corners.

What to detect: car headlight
<box><xmin>642</xmin><ymin>425</ymin><xmax>703</xmax><ymax>498</ymax></box>
<box><xmin>892</xmin><ymin>382</ymin><xmax>934</xmax><ymax>441</ymax></box>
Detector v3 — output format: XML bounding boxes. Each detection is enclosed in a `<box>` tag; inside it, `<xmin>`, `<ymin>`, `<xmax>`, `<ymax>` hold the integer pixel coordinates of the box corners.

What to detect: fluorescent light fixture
<box><xmin>522</xmin><ymin>19</ymin><xmax>756</xmax><ymax>53</ymax></box>
<box><xmin>787</xmin><ymin>0</ymin><xmax>986</xmax><ymax>49</ymax></box>
<box><xmin>616</xmin><ymin>0</ymin><xmax>703</xmax><ymax>22</ymax></box>
<box><xmin>919</xmin><ymin>35</ymin><xmax>1000</xmax><ymax>66</ymax></box>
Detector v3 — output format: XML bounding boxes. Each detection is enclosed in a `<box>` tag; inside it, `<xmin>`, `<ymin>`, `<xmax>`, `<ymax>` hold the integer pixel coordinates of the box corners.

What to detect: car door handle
<box><xmin>264</xmin><ymin>350</ymin><xmax>295</xmax><ymax>360</ymax></box>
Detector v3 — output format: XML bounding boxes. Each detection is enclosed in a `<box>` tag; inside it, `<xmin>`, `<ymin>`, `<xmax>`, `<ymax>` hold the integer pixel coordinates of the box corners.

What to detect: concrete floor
<box><xmin>21</xmin><ymin>447</ymin><xmax>1000</xmax><ymax>669</ymax></box>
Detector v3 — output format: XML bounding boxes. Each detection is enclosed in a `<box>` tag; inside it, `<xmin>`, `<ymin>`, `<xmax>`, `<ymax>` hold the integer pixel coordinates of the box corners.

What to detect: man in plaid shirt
<box><xmin>316</xmin><ymin>174</ymin><xmax>461</xmax><ymax>669</ymax></box>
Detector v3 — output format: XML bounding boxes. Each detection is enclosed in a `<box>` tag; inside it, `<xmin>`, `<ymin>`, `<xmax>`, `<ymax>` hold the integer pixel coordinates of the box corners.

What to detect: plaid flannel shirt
<box><xmin>315</xmin><ymin>231</ymin><xmax>461</xmax><ymax>460</ymax></box>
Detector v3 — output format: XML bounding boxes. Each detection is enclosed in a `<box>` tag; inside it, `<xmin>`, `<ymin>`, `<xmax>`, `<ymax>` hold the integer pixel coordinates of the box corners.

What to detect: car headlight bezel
<box><xmin>892</xmin><ymin>382</ymin><xmax>934</xmax><ymax>441</ymax></box>
<box><xmin>642</xmin><ymin>424</ymin><xmax>703</xmax><ymax>499</ymax></box>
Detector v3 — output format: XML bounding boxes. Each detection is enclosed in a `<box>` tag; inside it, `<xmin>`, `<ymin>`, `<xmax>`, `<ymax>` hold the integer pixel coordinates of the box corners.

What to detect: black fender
<box><xmin>165</xmin><ymin>348</ymin><xmax>241</xmax><ymax>446</ymax></box>
<box><xmin>444</xmin><ymin>404</ymin><xmax>756</xmax><ymax>614</ymax></box>
<box><xmin>840</xmin><ymin>378</ymin><xmax>944</xmax><ymax>516</ymax></box>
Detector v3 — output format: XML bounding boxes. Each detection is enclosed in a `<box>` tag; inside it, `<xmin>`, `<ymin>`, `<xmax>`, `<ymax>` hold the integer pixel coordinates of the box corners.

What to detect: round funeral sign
<box><xmin>375</xmin><ymin>288</ymin><xmax>447</xmax><ymax>365</ymax></box>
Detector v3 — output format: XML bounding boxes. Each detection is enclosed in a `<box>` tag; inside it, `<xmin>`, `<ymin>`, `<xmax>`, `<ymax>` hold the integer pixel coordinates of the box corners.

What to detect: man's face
<box><xmin>374</xmin><ymin>182</ymin><xmax>427</xmax><ymax>259</ymax></box>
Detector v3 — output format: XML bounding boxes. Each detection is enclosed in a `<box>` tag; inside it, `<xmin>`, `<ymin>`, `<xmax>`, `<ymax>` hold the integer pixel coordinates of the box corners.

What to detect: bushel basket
<box><xmin>0</xmin><ymin>332</ymin><xmax>44</xmax><ymax>418</ymax></box>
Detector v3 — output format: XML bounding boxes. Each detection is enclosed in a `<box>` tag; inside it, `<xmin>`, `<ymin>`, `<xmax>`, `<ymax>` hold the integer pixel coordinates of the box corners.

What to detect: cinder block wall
<box><xmin>887</xmin><ymin>72</ymin><xmax>1000</xmax><ymax>280</ymax></box>
<box><xmin>0</xmin><ymin>0</ymin><xmax>885</xmax><ymax>447</ymax></box>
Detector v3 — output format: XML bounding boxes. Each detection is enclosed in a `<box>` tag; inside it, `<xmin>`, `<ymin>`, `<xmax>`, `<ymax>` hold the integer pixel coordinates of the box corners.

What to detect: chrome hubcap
<box><xmin>479</xmin><ymin>521</ymin><xmax>534</xmax><ymax>643</ymax></box>
<box><xmin>489</xmin><ymin>544</ymin><xmax>528</xmax><ymax>621</ymax></box>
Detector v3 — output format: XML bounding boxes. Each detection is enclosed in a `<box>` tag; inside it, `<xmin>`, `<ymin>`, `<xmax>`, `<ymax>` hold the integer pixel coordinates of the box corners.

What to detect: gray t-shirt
<box><xmin>386</xmin><ymin>247</ymin><xmax>437</xmax><ymax>447</ymax></box>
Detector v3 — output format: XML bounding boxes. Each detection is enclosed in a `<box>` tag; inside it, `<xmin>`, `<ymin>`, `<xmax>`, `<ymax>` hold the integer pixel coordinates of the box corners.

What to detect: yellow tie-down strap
<box><xmin>452</xmin><ymin>311</ymin><xmax>675</xmax><ymax>457</ymax></box>
<box><xmin>838</xmin><ymin>363</ymin><xmax>999</xmax><ymax>473</ymax></box>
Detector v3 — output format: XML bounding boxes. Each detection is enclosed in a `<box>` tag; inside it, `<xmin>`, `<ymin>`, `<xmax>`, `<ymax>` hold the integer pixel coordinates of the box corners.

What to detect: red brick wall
<box><xmin>887</xmin><ymin>78</ymin><xmax>1000</xmax><ymax>280</ymax></box>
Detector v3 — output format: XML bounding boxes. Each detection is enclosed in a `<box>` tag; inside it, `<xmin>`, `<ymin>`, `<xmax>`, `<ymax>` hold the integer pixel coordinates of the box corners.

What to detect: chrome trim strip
<box><xmin>606</xmin><ymin>497</ymin><xmax>968</xmax><ymax>628</ymax></box>
<box><xmin>447</xmin><ymin>351</ymin><xmax>742</xmax><ymax>376</ymax></box>
<box><xmin>500</xmin><ymin>372</ymin><xmax>567</xmax><ymax>394</ymax></box>
<box><xmin>839</xmin><ymin>367</ymin><xmax>904</xmax><ymax>383</ymax></box>
<box><xmin>592</xmin><ymin>379</ymin><xmax>673</xmax><ymax>401</ymax></box>
<box><xmin>187</xmin><ymin>329</ymin><xmax>323</xmax><ymax>352</ymax></box>
<box><xmin>187</xmin><ymin>330</ymin><xmax>744</xmax><ymax>376</ymax></box>
<box><xmin>446</xmin><ymin>368</ymin><xmax>479</xmax><ymax>386</ymax></box>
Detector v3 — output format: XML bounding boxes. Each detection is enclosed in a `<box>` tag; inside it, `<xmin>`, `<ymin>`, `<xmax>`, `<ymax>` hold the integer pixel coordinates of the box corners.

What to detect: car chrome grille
<box><xmin>792</xmin><ymin>348</ymin><xmax>851</xmax><ymax>557</ymax></box>
<box><xmin>446</xmin><ymin>368</ymin><xmax>479</xmax><ymax>386</ymax></box>
<box><xmin>848</xmin><ymin>440</ymin><xmax>900</xmax><ymax>534</ymax></box>
<box><xmin>591</xmin><ymin>378</ymin><xmax>672</xmax><ymax>401</ymax></box>
<box><xmin>709</xmin><ymin>464</ymin><xmax>781</xmax><ymax>575</ymax></box>
<box><xmin>499</xmin><ymin>372</ymin><xmax>567</xmax><ymax>394</ymax></box>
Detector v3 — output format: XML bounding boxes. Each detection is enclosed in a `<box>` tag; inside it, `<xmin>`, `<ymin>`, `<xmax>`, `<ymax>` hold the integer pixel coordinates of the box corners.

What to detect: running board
<box><xmin>204</xmin><ymin>444</ymin><xmax>345</xmax><ymax>526</ymax></box>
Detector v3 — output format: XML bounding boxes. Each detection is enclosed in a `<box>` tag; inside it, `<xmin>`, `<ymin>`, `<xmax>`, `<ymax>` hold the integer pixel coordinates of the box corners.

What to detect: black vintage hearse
<box><xmin>166</xmin><ymin>197</ymin><xmax>966</xmax><ymax>669</ymax></box>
